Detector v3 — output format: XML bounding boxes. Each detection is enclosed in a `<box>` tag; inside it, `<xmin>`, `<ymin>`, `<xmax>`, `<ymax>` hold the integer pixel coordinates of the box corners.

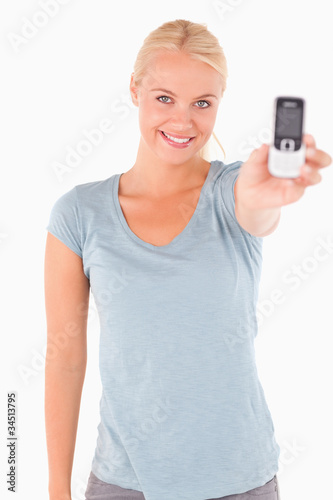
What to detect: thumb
<box><xmin>247</xmin><ymin>143</ymin><xmax>269</xmax><ymax>164</ymax></box>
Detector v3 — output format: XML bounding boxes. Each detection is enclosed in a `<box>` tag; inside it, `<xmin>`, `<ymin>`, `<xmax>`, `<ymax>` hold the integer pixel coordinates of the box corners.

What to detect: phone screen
<box><xmin>274</xmin><ymin>98</ymin><xmax>304</xmax><ymax>150</ymax></box>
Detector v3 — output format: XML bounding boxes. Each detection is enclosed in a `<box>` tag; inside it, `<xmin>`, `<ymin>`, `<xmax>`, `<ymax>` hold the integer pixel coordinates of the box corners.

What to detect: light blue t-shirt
<box><xmin>46</xmin><ymin>159</ymin><xmax>280</xmax><ymax>500</ymax></box>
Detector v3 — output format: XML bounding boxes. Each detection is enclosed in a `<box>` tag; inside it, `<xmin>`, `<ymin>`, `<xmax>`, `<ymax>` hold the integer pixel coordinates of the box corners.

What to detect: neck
<box><xmin>122</xmin><ymin>137</ymin><xmax>210</xmax><ymax>198</ymax></box>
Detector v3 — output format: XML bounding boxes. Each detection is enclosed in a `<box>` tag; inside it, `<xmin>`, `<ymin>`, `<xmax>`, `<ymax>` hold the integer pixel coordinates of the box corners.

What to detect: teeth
<box><xmin>162</xmin><ymin>131</ymin><xmax>192</xmax><ymax>144</ymax></box>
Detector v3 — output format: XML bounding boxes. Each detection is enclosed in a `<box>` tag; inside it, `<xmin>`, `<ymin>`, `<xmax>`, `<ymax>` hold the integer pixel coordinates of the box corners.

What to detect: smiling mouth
<box><xmin>160</xmin><ymin>131</ymin><xmax>195</xmax><ymax>144</ymax></box>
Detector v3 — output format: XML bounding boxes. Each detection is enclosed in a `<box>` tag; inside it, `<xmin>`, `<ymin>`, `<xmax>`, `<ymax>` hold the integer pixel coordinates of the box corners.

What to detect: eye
<box><xmin>156</xmin><ymin>96</ymin><xmax>211</xmax><ymax>107</ymax></box>
<box><xmin>157</xmin><ymin>96</ymin><xmax>172</xmax><ymax>103</ymax></box>
<box><xmin>196</xmin><ymin>100</ymin><xmax>210</xmax><ymax>108</ymax></box>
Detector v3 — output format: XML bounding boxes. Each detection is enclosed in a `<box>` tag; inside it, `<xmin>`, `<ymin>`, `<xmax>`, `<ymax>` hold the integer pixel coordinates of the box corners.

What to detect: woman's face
<box><xmin>130</xmin><ymin>50</ymin><xmax>223</xmax><ymax>164</ymax></box>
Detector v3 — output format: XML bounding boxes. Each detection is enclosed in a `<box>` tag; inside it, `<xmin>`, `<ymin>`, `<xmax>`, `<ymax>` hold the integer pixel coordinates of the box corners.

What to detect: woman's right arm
<box><xmin>44</xmin><ymin>232</ymin><xmax>90</xmax><ymax>500</ymax></box>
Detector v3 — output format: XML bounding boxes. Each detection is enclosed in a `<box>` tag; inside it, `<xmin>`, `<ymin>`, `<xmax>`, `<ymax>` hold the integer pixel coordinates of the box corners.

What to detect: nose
<box><xmin>168</xmin><ymin>106</ymin><xmax>193</xmax><ymax>131</ymax></box>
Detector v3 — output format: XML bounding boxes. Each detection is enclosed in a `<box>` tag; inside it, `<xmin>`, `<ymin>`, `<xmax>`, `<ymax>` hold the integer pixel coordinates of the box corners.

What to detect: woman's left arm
<box><xmin>234</xmin><ymin>134</ymin><xmax>332</xmax><ymax>237</ymax></box>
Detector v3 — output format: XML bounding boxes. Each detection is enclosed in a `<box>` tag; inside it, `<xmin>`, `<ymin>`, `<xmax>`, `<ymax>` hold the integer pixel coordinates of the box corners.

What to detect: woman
<box><xmin>44</xmin><ymin>19</ymin><xmax>331</xmax><ymax>500</ymax></box>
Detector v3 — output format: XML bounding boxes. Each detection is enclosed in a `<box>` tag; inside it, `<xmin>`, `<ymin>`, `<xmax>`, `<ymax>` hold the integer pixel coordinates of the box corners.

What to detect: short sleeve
<box><xmin>46</xmin><ymin>186</ymin><xmax>82</xmax><ymax>258</ymax></box>
<box><xmin>220</xmin><ymin>161</ymin><xmax>242</xmax><ymax>222</ymax></box>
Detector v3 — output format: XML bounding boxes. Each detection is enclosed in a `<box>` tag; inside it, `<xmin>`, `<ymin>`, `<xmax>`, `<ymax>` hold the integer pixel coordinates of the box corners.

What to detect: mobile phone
<box><xmin>268</xmin><ymin>96</ymin><xmax>306</xmax><ymax>178</ymax></box>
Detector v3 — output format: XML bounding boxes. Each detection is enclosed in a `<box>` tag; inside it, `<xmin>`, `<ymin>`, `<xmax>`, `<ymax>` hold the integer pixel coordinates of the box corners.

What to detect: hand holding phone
<box><xmin>268</xmin><ymin>96</ymin><xmax>306</xmax><ymax>178</ymax></box>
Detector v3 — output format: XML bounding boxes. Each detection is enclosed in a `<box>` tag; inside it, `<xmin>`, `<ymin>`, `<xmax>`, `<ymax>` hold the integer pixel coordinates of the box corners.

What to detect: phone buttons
<box><xmin>280</xmin><ymin>138</ymin><xmax>296</xmax><ymax>151</ymax></box>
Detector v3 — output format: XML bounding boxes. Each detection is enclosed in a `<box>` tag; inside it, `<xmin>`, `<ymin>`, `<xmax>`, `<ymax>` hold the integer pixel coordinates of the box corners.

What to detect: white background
<box><xmin>1</xmin><ymin>0</ymin><xmax>332</xmax><ymax>499</ymax></box>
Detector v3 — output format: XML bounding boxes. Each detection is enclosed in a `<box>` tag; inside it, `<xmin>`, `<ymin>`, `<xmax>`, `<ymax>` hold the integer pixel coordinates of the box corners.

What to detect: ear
<box><xmin>130</xmin><ymin>73</ymin><xmax>139</xmax><ymax>107</ymax></box>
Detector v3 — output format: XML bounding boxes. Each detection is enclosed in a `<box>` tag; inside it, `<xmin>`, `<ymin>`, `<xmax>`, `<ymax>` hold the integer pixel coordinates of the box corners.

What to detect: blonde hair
<box><xmin>132</xmin><ymin>19</ymin><xmax>228</xmax><ymax>161</ymax></box>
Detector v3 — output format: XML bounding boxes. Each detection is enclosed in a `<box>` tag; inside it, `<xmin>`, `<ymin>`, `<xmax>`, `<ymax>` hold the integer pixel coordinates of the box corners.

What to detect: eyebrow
<box><xmin>150</xmin><ymin>88</ymin><xmax>218</xmax><ymax>100</ymax></box>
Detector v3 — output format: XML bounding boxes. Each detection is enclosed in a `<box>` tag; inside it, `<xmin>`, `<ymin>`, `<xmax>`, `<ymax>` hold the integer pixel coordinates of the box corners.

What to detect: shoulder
<box><xmin>53</xmin><ymin>175</ymin><xmax>116</xmax><ymax>211</ymax></box>
<box><xmin>48</xmin><ymin>174</ymin><xmax>118</xmax><ymax>229</ymax></box>
<box><xmin>75</xmin><ymin>175</ymin><xmax>115</xmax><ymax>199</ymax></box>
<box><xmin>212</xmin><ymin>159</ymin><xmax>243</xmax><ymax>181</ymax></box>
<box><xmin>46</xmin><ymin>175</ymin><xmax>118</xmax><ymax>258</ymax></box>
<box><xmin>209</xmin><ymin>159</ymin><xmax>243</xmax><ymax>205</ymax></box>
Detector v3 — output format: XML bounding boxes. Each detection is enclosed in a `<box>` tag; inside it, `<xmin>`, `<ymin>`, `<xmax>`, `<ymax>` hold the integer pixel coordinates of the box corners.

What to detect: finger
<box><xmin>296</xmin><ymin>164</ymin><xmax>322</xmax><ymax>185</ymax></box>
<box><xmin>305</xmin><ymin>147</ymin><xmax>332</xmax><ymax>168</ymax></box>
<box><xmin>248</xmin><ymin>143</ymin><xmax>269</xmax><ymax>164</ymax></box>
<box><xmin>303</xmin><ymin>133</ymin><xmax>316</xmax><ymax>149</ymax></box>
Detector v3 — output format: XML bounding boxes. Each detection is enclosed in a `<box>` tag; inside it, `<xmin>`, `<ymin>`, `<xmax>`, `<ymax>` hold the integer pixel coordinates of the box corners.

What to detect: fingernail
<box><xmin>304</xmin><ymin>165</ymin><xmax>312</xmax><ymax>174</ymax></box>
<box><xmin>307</xmin><ymin>148</ymin><xmax>316</xmax><ymax>157</ymax></box>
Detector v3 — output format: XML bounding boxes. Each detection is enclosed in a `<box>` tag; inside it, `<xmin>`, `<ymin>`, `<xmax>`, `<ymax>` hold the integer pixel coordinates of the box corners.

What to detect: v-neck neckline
<box><xmin>112</xmin><ymin>161</ymin><xmax>215</xmax><ymax>250</ymax></box>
